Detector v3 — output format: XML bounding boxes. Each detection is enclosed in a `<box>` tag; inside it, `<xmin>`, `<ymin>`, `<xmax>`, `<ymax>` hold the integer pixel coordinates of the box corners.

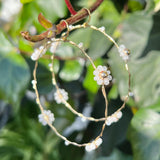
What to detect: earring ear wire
<box><xmin>61</xmin><ymin>20</ymin><xmax>70</xmax><ymax>40</ymax></box>
<box><xmin>83</xmin><ymin>8</ymin><xmax>91</xmax><ymax>25</ymax></box>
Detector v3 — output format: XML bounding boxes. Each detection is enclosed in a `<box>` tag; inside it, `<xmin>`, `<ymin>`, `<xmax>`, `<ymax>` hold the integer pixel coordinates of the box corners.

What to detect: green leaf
<box><xmin>96</xmin><ymin>149</ymin><xmax>132</xmax><ymax>160</ymax></box>
<box><xmin>59</xmin><ymin>60</ymin><xmax>83</xmax><ymax>81</ymax></box>
<box><xmin>88</xmin><ymin>29</ymin><xmax>112</xmax><ymax>60</ymax></box>
<box><xmin>128</xmin><ymin>0</ymin><xmax>144</xmax><ymax>11</ymax></box>
<box><xmin>154</xmin><ymin>0</ymin><xmax>160</xmax><ymax>12</ymax></box>
<box><xmin>14</xmin><ymin>0</ymin><xmax>67</xmax><ymax>35</ymax></box>
<box><xmin>20</xmin><ymin>0</ymin><xmax>34</xmax><ymax>4</ymax></box>
<box><xmin>0</xmin><ymin>31</ymin><xmax>30</xmax><ymax>107</ymax></box>
<box><xmin>38</xmin><ymin>13</ymin><xmax>53</xmax><ymax>29</ymax></box>
<box><xmin>83</xmin><ymin>59</ymin><xmax>102</xmax><ymax>94</ymax></box>
<box><xmin>127</xmin><ymin>109</ymin><xmax>160</xmax><ymax>160</ymax></box>
<box><xmin>109</xmin><ymin>12</ymin><xmax>160</xmax><ymax>107</ymax></box>
<box><xmin>108</xmin><ymin>84</ymin><xmax>118</xmax><ymax>99</ymax></box>
<box><xmin>37</xmin><ymin>0</ymin><xmax>67</xmax><ymax>19</ymax></box>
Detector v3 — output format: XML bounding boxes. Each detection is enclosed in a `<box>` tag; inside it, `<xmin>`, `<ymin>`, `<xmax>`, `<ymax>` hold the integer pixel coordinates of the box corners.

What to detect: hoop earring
<box><xmin>31</xmin><ymin>12</ymin><xmax>132</xmax><ymax>151</ymax></box>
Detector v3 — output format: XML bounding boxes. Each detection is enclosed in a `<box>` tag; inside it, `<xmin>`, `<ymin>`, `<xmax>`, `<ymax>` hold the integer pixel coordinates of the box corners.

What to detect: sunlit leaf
<box><xmin>59</xmin><ymin>60</ymin><xmax>83</xmax><ymax>81</ymax></box>
<box><xmin>20</xmin><ymin>0</ymin><xmax>34</xmax><ymax>4</ymax></box>
<box><xmin>38</xmin><ymin>13</ymin><xmax>53</xmax><ymax>29</ymax></box>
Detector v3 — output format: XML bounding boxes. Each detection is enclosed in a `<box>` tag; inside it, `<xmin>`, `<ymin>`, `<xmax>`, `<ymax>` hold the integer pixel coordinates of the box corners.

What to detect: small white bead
<box><xmin>78</xmin><ymin>42</ymin><xmax>83</xmax><ymax>48</ymax></box>
<box><xmin>31</xmin><ymin>46</ymin><xmax>46</xmax><ymax>61</ymax></box>
<box><xmin>108</xmin><ymin>75</ymin><xmax>112</xmax><ymax>81</ymax></box>
<box><xmin>112</xmin><ymin>116</ymin><xmax>118</xmax><ymax>123</ymax></box>
<box><xmin>103</xmin><ymin>66</ymin><xmax>107</xmax><ymax>71</ymax></box>
<box><xmin>85</xmin><ymin>143</ymin><xmax>96</xmax><ymax>152</ymax></box>
<box><xmin>31</xmin><ymin>53</ymin><xmax>39</xmax><ymax>61</ymax></box>
<box><xmin>97</xmin><ymin>65</ymin><xmax>103</xmax><ymax>71</ymax></box>
<box><xmin>64</xmin><ymin>141</ymin><xmax>70</xmax><ymax>146</ymax></box>
<box><xmin>104</xmin><ymin>79</ymin><xmax>109</xmax><ymax>85</ymax></box>
<box><xmin>85</xmin><ymin>138</ymin><xmax>102</xmax><ymax>152</ymax></box>
<box><xmin>116</xmin><ymin>111</ymin><xmax>123</xmax><ymax>119</ymax></box>
<box><xmin>81</xmin><ymin>117</ymin><xmax>87</xmax><ymax>122</ymax></box>
<box><xmin>68</xmin><ymin>25</ymin><xmax>73</xmax><ymax>30</ymax></box>
<box><xmin>31</xmin><ymin>80</ymin><xmax>37</xmax><ymax>85</ymax></box>
<box><xmin>95</xmin><ymin>138</ymin><xmax>103</xmax><ymax>146</ymax></box>
<box><xmin>105</xmin><ymin>117</ymin><xmax>112</xmax><ymax>126</ymax></box>
<box><xmin>31</xmin><ymin>80</ymin><xmax>37</xmax><ymax>89</ymax></box>
<box><xmin>97</xmin><ymin>79</ymin><xmax>103</xmax><ymax>85</ymax></box>
<box><xmin>99</xmin><ymin>26</ymin><xmax>105</xmax><ymax>32</ymax></box>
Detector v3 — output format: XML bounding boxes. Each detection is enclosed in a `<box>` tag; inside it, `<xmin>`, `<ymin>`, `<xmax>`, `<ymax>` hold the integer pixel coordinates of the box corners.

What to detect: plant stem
<box><xmin>64</xmin><ymin>0</ymin><xmax>77</xmax><ymax>15</ymax></box>
<box><xmin>56</xmin><ymin>0</ymin><xmax>104</xmax><ymax>34</ymax></box>
<box><xmin>21</xmin><ymin>0</ymin><xmax>104</xmax><ymax>42</ymax></box>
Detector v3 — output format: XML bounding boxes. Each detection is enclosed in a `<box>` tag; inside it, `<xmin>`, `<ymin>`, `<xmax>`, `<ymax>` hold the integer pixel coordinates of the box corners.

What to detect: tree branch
<box><xmin>64</xmin><ymin>0</ymin><xmax>77</xmax><ymax>15</ymax></box>
<box><xmin>21</xmin><ymin>0</ymin><xmax>104</xmax><ymax>42</ymax></box>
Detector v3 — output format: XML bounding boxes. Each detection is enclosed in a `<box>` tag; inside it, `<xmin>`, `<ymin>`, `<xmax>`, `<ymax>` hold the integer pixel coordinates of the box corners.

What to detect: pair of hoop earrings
<box><xmin>31</xmin><ymin>8</ymin><xmax>132</xmax><ymax>152</ymax></box>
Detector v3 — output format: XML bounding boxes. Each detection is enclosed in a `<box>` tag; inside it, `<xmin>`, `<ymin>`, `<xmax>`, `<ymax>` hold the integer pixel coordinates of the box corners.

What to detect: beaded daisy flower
<box><xmin>54</xmin><ymin>89</ymin><xmax>69</xmax><ymax>104</ymax></box>
<box><xmin>38</xmin><ymin>110</ymin><xmax>55</xmax><ymax>126</ymax></box>
<box><xmin>93</xmin><ymin>65</ymin><xmax>112</xmax><ymax>85</ymax></box>
<box><xmin>85</xmin><ymin>138</ymin><xmax>103</xmax><ymax>152</ymax></box>
<box><xmin>31</xmin><ymin>46</ymin><xmax>47</xmax><ymax>61</ymax></box>
<box><xmin>118</xmin><ymin>44</ymin><xmax>130</xmax><ymax>61</ymax></box>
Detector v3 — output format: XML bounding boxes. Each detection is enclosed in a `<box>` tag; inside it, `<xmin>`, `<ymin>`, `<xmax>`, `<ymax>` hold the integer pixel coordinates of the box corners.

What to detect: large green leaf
<box><xmin>127</xmin><ymin>109</ymin><xmax>160</xmax><ymax>160</ymax></box>
<box><xmin>109</xmin><ymin>12</ymin><xmax>160</xmax><ymax>107</ymax></box>
<box><xmin>96</xmin><ymin>149</ymin><xmax>132</xmax><ymax>160</ymax></box>
<box><xmin>0</xmin><ymin>31</ymin><xmax>30</xmax><ymax>107</ymax></box>
<box><xmin>59</xmin><ymin>60</ymin><xmax>83</xmax><ymax>81</ymax></box>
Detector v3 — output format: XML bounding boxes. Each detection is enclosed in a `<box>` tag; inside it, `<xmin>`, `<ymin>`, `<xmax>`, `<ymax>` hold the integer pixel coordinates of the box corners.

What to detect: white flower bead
<box><xmin>54</xmin><ymin>89</ymin><xmax>69</xmax><ymax>104</ymax></box>
<box><xmin>31</xmin><ymin>46</ymin><xmax>47</xmax><ymax>61</ymax></box>
<box><xmin>85</xmin><ymin>138</ymin><xmax>103</xmax><ymax>152</ymax></box>
<box><xmin>118</xmin><ymin>44</ymin><xmax>130</xmax><ymax>61</ymax></box>
<box><xmin>38</xmin><ymin>110</ymin><xmax>55</xmax><ymax>126</ymax></box>
<box><xmin>93</xmin><ymin>65</ymin><xmax>112</xmax><ymax>86</ymax></box>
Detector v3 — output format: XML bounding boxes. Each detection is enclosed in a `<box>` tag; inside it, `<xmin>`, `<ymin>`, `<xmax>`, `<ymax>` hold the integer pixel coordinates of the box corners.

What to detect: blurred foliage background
<box><xmin>0</xmin><ymin>0</ymin><xmax>160</xmax><ymax>159</ymax></box>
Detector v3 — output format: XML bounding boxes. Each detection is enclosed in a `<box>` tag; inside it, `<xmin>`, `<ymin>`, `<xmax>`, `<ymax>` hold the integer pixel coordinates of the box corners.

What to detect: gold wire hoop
<box><xmin>31</xmin><ymin>16</ymin><xmax>132</xmax><ymax>149</ymax></box>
